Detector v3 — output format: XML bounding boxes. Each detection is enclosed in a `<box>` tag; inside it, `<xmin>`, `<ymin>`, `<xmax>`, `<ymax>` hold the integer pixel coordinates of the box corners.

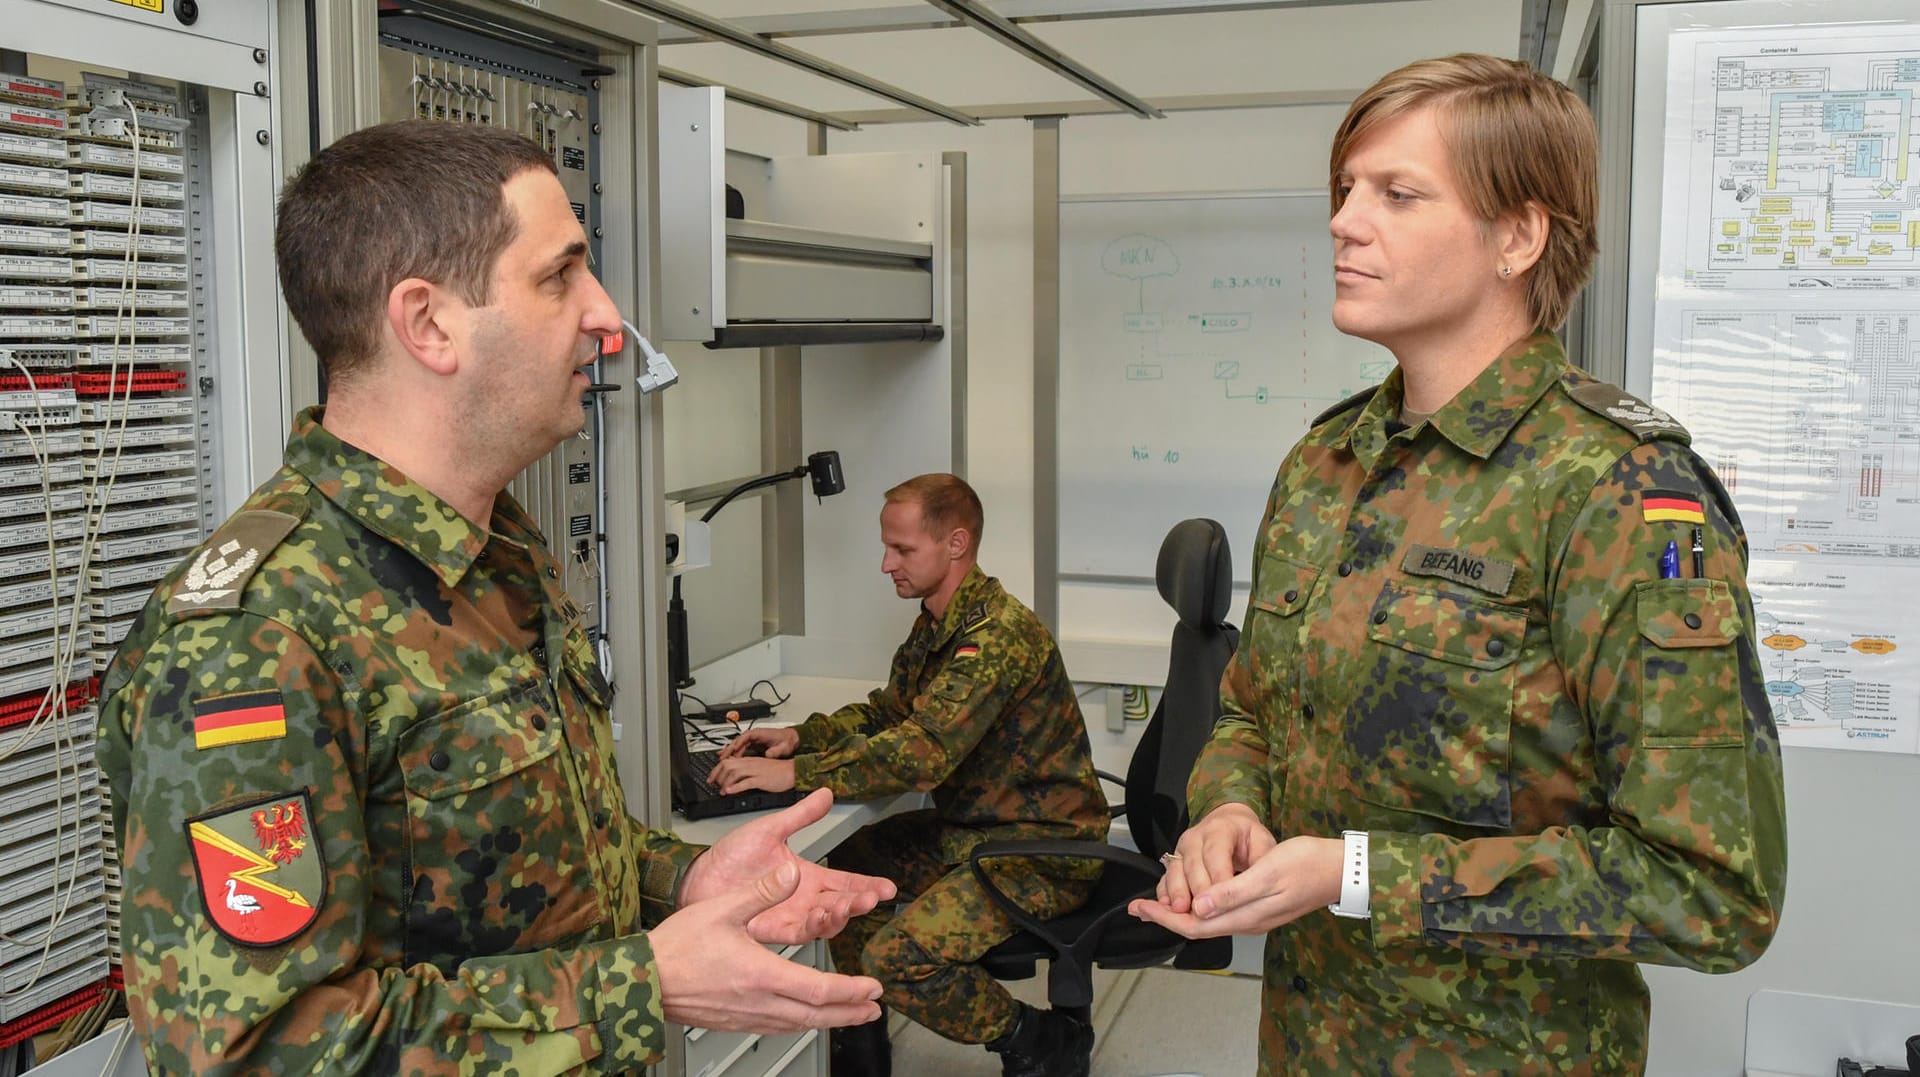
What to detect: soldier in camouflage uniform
<box><xmin>711</xmin><ymin>474</ymin><xmax>1109</xmax><ymax>1077</ymax></box>
<box><xmin>1128</xmin><ymin>56</ymin><xmax>1788</xmax><ymax>1075</ymax></box>
<box><xmin>95</xmin><ymin>121</ymin><xmax>892</xmax><ymax>1077</ymax></box>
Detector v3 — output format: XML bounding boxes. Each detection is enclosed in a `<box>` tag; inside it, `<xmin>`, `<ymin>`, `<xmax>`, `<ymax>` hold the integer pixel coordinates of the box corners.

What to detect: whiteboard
<box><xmin>1057</xmin><ymin>192</ymin><xmax>1392</xmax><ymax>583</ymax></box>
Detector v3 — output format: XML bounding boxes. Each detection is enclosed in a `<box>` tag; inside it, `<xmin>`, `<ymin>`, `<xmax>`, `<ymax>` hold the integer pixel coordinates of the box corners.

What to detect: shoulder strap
<box><xmin>1565</xmin><ymin>379</ymin><xmax>1691</xmax><ymax>444</ymax></box>
<box><xmin>166</xmin><ymin>508</ymin><xmax>305</xmax><ymax>617</ymax></box>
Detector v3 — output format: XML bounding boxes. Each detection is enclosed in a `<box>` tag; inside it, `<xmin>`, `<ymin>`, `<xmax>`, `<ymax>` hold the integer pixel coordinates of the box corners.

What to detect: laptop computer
<box><xmin>669</xmin><ymin>707</ymin><xmax>805</xmax><ymax>821</ymax></box>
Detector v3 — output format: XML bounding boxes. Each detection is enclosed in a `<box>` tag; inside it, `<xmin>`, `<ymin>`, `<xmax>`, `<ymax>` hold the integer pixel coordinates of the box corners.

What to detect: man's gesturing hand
<box><xmin>680</xmin><ymin>788</ymin><xmax>898</xmax><ymax>945</ymax></box>
<box><xmin>652</xmin><ymin>861</ymin><xmax>885</xmax><ymax>1033</ymax></box>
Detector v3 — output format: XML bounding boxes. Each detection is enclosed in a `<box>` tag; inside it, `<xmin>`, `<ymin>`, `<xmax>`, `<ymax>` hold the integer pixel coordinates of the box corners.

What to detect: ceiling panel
<box><xmin>1024</xmin><ymin>0</ymin><xmax>1524</xmax><ymax>97</ymax></box>
<box><xmin>659</xmin><ymin>28</ymin><xmax>1102</xmax><ymax>115</ymax></box>
<box><xmin>650</xmin><ymin>0</ymin><xmax>1524</xmax><ymax>122</ymax></box>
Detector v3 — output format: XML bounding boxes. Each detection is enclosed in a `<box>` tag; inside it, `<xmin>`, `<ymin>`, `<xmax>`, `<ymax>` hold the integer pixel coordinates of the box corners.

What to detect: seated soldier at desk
<box><xmin>710</xmin><ymin>473</ymin><xmax>1109</xmax><ymax>1077</ymax></box>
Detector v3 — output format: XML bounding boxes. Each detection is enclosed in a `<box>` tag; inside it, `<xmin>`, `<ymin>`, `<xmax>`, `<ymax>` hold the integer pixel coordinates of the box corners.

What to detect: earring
<box><xmin>1500</xmin><ymin>264</ymin><xmax>1513</xmax><ymax>278</ymax></box>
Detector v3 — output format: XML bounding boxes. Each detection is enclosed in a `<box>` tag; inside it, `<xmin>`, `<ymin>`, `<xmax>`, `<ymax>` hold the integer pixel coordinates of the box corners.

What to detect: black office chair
<box><xmin>970</xmin><ymin>518</ymin><xmax>1240</xmax><ymax>1021</ymax></box>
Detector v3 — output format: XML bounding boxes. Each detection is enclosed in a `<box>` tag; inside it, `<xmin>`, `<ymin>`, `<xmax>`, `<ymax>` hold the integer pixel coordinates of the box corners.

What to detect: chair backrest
<box><xmin>1124</xmin><ymin>518</ymin><xmax>1238</xmax><ymax>861</ymax></box>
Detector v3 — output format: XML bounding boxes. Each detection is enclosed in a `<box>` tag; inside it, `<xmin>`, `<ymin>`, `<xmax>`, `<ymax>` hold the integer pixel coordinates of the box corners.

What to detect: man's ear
<box><xmin>1494</xmin><ymin>200</ymin><xmax>1550</xmax><ymax>279</ymax></box>
<box><xmin>385</xmin><ymin>277</ymin><xmax>460</xmax><ymax>377</ymax></box>
<box><xmin>947</xmin><ymin>527</ymin><xmax>972</xmax><ymax>560</ymax></box>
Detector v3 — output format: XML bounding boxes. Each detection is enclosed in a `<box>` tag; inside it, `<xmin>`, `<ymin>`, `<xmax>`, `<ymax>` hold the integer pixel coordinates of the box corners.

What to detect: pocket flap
<box><xmin>1367</xmin><ymin>581</ymin><xmax>1528</xmax><ymax>670</ymax></box>
<box><xmin>399</xmin><ymin>682</ymin><xmax>561</xmax><ymax>799</ymax></box>
<box><xmin>1636</xmin><ymin>580</ymin><xmax>1739</xmax><ymax>649</ymax></box>
<box><xmin>1249</xmin><ymin>553</ymin><xmax>1320</xmax><ymax>617</ymax></box>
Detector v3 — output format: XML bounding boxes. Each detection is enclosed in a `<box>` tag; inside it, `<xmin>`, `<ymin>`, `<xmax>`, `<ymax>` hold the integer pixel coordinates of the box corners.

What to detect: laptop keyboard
<box><xmin>685</xmin><ymin>747</ymin><xmax>724</xmax><ymax>797</ymax></box>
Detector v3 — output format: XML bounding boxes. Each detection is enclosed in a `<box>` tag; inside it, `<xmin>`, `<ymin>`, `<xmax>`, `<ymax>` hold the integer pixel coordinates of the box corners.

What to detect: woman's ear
<box><xmin>1495</xmin><ymin>200</ymin><xmax>1550</xmax><ymax>278</ymax></box>
<box><xmin>385</xmin><ymin>277</ymin><xmax>460</xmax><ymax>377</ymax></box>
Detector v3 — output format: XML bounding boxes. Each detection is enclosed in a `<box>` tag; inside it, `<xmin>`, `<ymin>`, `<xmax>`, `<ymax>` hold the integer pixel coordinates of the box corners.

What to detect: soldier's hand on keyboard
<box><xmin>718</xmin><ymin>726</ymin><xmax>800</xmax><ymax>760</ymax></box>
<box><xmin>710</xmin><ymin>754</ymin><xmax>797</xmax><ymax>795</ymax></box>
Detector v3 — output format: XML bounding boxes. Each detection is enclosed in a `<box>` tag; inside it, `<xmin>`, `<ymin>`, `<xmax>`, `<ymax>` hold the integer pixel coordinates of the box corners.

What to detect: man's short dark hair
<box><xmin>274</xmin><ymin>120</ymin><xmax>557</xmax><ymax>385</ymax></box>
<box><xmin>886</xmin><ymin>473</ymin><xmax>985</xmax><ymax>558</ymax></box>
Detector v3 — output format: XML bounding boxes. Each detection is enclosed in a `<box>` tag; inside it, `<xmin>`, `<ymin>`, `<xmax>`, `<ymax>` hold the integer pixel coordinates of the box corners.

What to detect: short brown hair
<box><xmin>274</xmin><ymin>120</ymin><xmax>556</xmax><ymax>384</ymax></box>
<box><xmin>885</xmin><ymin>474</ymin><xmax>984</xmax><ymax>557</ymax></box>
<box><xmin>1329</xmin><ymin>53</ymin><xmax>1598</xmax><ymax>331</ymax></box>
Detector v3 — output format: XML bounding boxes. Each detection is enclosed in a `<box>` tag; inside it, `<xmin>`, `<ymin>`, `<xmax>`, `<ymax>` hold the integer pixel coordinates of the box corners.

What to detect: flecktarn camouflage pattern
<box><xmin>97</xmin><ymin>408</ymin><xmax>700</xmax><ymax>1076</ymax></box>
<box><xmin>794</xmin><ymin>566</ymin><xmax>1107</xmax><ymax>1041</ymax></box>
<box><xmin>1189</xmin><ymin>333</ymin><xmax>1788</xmax><ymax>1075</ymax></box>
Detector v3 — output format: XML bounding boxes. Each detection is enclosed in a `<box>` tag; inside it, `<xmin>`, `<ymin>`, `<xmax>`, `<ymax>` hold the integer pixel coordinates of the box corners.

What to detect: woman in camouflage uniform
<box><xmin>1129</xmin><ymin>53</ymin><xmax>1787</xmax><ymax>1076</ymax></box>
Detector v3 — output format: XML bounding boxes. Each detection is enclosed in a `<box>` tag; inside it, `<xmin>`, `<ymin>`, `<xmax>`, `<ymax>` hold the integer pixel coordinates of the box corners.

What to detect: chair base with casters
<box><xmin>972</xmin><ymin>841</ymin><xmax>1232</xmax><ymax>1018</ymax></box>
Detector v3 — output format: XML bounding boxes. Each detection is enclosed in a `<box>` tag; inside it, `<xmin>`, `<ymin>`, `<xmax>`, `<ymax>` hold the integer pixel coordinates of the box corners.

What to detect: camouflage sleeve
<box><xmin>1366</xmin><ymin>443</ymin><xmax>1789</xmax><ymax>971</ymax></box>
<box><xmin>626</xmin><ymin>821</ymin><xmax>704</xmax><ymax>926</ymax></box>
<box><xmin>1186</xmin><ymin>643</ymin><xmax>1274</xmax><ymax>822</ymax></box>
<box><xmin>792</xmin><ymin>639</ymin><xmax>913</xmax><ymax>753</ymax></box>
<box><xmin>791</xmin><ymin>634</ymin><xmax>1017</xmax><ymax>799</ymax></box>
<box><xmin>791</xmin><ymin>691</ymin><xmax>892</xmax><ymax>755</ymax></box>
<box><xmin>97</xmin><ymin>613</ymin><xmax>670</xmax><ymax>1076</ymax></box>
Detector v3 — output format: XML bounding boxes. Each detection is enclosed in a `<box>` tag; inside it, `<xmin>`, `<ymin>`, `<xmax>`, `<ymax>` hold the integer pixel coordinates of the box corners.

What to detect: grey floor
<box><xmin>886</xmin><ymin>965</ymin><xmax>1262</xmax><ymax>1076</ymax></box>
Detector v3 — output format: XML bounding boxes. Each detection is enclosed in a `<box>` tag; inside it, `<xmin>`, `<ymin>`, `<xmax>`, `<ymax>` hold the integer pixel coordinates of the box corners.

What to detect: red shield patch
<box><xmin>186</xmin><ymin>790</ymin><xmax>326</xmax><ymax>947</ymax></box>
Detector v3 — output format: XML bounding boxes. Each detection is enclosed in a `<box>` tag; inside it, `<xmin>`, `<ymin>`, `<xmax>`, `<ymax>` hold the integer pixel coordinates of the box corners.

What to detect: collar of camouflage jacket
<box><xmin>925</xmin><ymin>564</ymin><xmax>996</xmax><ymax>647</ymax></box>
<box><xmin>1338</xmin><ymin>331</ymin><xmax>1567</xmax><ymax>466</ymax></box>
<box><xmin>283</xmin><ymin>406</ymin><xmax>547</xmax><ymax>590</ymax></box>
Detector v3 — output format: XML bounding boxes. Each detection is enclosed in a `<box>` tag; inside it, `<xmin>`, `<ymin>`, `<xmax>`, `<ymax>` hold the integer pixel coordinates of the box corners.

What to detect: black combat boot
<box><xmin>984</xmin><ymin>1002</ymin><xmax>1093</xmax><ymax>1077</ymax></box>
<box><xmin>829</xmin><ymin>1005</ymin><xmax>891</xmax><ymax>1077</ymax></box>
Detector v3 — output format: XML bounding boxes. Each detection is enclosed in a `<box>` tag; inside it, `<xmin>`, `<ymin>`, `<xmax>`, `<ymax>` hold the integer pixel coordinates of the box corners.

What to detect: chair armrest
<box><xmin>1094</xmin><ymin>769</ymin><xmax>1127</xmax><ymax>816</ymax></box>
<box><xmin>968</xmin><ymin>839</ymin><xmax>1163</xmax><ymax>951</ymax></box>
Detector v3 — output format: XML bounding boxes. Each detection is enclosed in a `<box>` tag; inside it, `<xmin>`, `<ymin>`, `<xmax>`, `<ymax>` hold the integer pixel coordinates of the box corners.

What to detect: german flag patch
<box><xmin>1642</xmin><ymin>491</ymin><xmax>1705</xmax><ymax>525</ymax></box>
<box><xmin>193</xmin><ymin>691</ymin><xmax>288</xmax><ymax>750</ymax></box>
<box><xmin>954</xmin><ymin>644</ymin><xmax>981</xmax><ymax>659</ymax></box>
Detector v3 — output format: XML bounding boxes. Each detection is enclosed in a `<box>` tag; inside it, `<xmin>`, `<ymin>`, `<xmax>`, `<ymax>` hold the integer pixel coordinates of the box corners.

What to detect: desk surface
<box><xmin>669</xmin><ymin>675</ymin><xmax>923</xmax><ymax>859</ymax></box>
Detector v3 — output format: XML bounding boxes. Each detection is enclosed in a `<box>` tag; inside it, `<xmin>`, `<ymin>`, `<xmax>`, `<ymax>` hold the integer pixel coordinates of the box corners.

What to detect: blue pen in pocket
<box><xmin>1659</xmin><ymin>540</ymin><xmax>1681</xmax><ymax>580</ymax></box>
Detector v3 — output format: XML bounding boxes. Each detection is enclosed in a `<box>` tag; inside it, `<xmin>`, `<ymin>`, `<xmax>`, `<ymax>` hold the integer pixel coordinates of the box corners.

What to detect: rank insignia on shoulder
<box><xmin>961</xmin><ymin>604</ymin><xmax>992</xmax><ymax>635</ymax></box>
<box><xmin>1642</xmin><ymin>490</ymin><xmax>1705</xmax><ymax>525</ymax></box>
<box><xmin>955</xmin><ymin>643</ymin><xmax>981</xmax><ymax>659</ymax></box>
<box><xmin>186</xmin><ymin>789</ymin><xmax>325</xmax><ymax>947</ymax></box>
<box><xmin>193</xmin><ymin>690</ymin><xmax>287</xmax><ymax>749</ymax></box>
<box><xmin>1566</xmin><ymin>382</ymin><xmax>1689</xmax><ymax>442</ymax></box>
<box><xmin>166</xmin><ymin>508</ymin><xmax>300</xmax><ymax>616</ymax></box>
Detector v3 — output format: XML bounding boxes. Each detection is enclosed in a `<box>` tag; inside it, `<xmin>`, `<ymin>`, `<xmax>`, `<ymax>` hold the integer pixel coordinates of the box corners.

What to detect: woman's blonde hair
<box><xmin>1329</xmin><ymin>53</ymin><xmax>1598</xmax><ymax>331</ymax></box>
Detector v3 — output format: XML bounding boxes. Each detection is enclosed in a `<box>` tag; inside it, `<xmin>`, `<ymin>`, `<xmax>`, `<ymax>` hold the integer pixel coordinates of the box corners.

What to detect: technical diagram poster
<box><xmin>1658</xmin><ymin>24</ymin><xmax>1920</xmax><ymax>292</ymax></box>
<box><xmin>1651</xmin><ymin>20</ymin><xmax>1920</xmax><ymax>753</ymax></box>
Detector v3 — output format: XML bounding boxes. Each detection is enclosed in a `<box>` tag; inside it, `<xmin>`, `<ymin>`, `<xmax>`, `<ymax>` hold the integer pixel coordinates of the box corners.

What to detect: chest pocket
<box><xmin>1246</xmin><ymin>553</ymin><xmax>1320</xmax><ymax>716</ymax></box>
<box><xmin>398</xmin><ymin>681</ymin><xmax>601</xmax><ymax>975</ymax></box>
<box><xmin>1347</xmin><ymin>581</ymin><xmax>1528</xmax><ymax>830</ymax></box>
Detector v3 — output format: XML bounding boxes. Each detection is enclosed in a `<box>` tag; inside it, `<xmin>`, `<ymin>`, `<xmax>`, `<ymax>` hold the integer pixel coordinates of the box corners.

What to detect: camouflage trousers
<box><xmin>826</xmin><ymin>809</ymin><xmax>1098</xmax><ymax>1044</ymax></box>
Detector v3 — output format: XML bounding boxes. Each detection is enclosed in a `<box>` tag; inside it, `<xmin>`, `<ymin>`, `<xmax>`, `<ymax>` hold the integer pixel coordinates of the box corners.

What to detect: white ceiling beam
<box><xmin>658</xmin><ymin>67</ymin><xmax>861</xmax><ymax>130</ymax></box>
<box><xmin>921</xmin><ymin>0</ymin><xmax>1162</xmax><ymax>118</ymax></box>
<box><xmin>620</xmin><ymin>0</ymin><xmax>981</xmax><ymax>124</ymax></box>
<box><xmin>833</xmin><ymin>85</ymin><xmax>1359</xmax><ymax>124</ymax></box>
<box><xmin>656</xmin><ymin>0</ymin><xmax>1406</xmax><ymax>44</ymax></box>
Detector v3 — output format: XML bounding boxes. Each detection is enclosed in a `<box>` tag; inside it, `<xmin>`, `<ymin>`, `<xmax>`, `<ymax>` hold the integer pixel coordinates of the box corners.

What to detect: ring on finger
<box><xmin>1159</xmin><ymin>852</ymin><xmax>1182</xmax><ymax>864</ymax></box>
